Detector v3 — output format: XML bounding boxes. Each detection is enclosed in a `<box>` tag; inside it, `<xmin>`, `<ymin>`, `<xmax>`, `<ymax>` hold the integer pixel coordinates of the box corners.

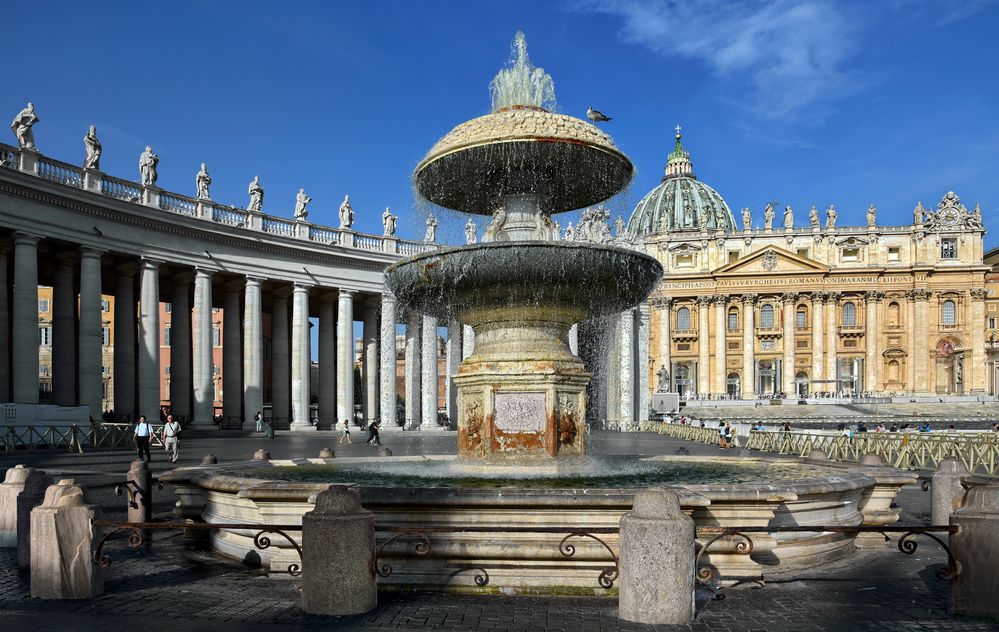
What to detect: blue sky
<box><xmin>9</xmin><ymin>0</ymin><xmax>999</xmax><ymax>249</ymax></box>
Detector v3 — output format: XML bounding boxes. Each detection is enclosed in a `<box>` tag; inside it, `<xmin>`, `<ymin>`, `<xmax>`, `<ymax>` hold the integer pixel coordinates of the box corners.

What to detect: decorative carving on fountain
<box><xmin>458</xmin><ymin>399</ymin><xmax>484</xmax><ymax>457</ymax></box>
<box><xmin>556</xmin><ymin>394</ymin><xmax>578</xmax><ymax>446</ymax></box>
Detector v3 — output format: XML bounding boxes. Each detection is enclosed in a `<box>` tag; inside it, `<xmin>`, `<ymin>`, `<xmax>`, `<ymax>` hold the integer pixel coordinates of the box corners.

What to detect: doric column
<box><xmin>78</xmin><ymin>247</ymin><xmax>105</xmax><ymax>418</ymax></box>
<box><xmin>113</xmin><ymin>264</ymin><xmax>137</xmax><ymax>419</ymax></box>
<box><xmin>52</xmin><ymin>253</ymin><xmax>77</xmax><ymax>407</ymax></box>
<box><xmin>741</xmin><ymin>294</ymin><xmax>756</xmax><ymax>399</ymax></box>
<box><xmin>636</xmin><ymin>303</ymin><xmax>650</xmax><ymax>422</ymax></box>
<box><xmin>243</xmin><ymin>277</ymin><xmax>264</xmax><ymax>420</ymax></box>
<box><xmin>291</xmin><ymin>283</ymin><xmax>313</xmax><ymax>430</ymax></box>
<box><xmin>782</xmin><ymin>292</ymin><xmax>797</xmax><ymax>396</ymax></box>
<box><xmin>137</xmin><ymin>258</ymin><xmax>161</xmax><ymax>421</ymax></box>
<box><xmin>713</xmin><ymin>296</ymin><xmax>726</xmax><ymax>395</ymax></box>
<box><xmin>318</xmin><ymin>293</ymin><xmax>336</xmax><ymax>426</ymax></box>
<box><xmin>222</xmin><ymin>280</ymin><xmax>242</xmax><ymax>420</ymax></box>
<box><xmin>696</xmin><ymin>297</ymin><xmax>711</xmax><ymax>396</ymax></box>
<box><xmin>379</xmin><ymin>291</ymin><xmax>398</xmax><ymax>428</ymax></box>
<box><xmin>619</xmin><ymin>309</ymin><xmax>635</xmax><ymax>427</ymax></box>
<box><xmin>362</xmin><ymin>299</ymin><xmax>379</xmax><ymax>425</ymax></box>
<box><xmin>11</xmin><ymin>233</ymin><xmax>40</xmax><ymax>404</ymax></box>
<box><xmin>810</xmin><ymin>292</ymin><xmax>825</xmax><ymax>391</ymax></box>
<box><xmin>462</xmin><ymin>324</ymin><xmax>475</xmax><ymax>359</ymax></box>
<box><xmin>336</xmin><ymin>290</ymin><xmax>355</xmax><ymax>426</ymax></box>
<box><xmin>270</xmin><ymin>287</ymin><xmax>291</xmax><ymax>423</ymax></box>
<box><xmin>970</xmin><ymin>288</ymin><xmax>988</xmax><ymax>394</ymax></box>
<box><xmin>445</xmin><ymin>320</ymin><xmax>462</xmax><ymax>426</ymax></box>
<box><xmin>404</xmin><ymin>312</ymin><xmax>421</xmax><ymax>429</ymax></box>
<box><xmin>192</xmin><ymin>268</ymin><xmax>214</xmax><ymax>425</ymax></box>
<box><xmin>653</xmin><ymin>297</ymin><xmax>672</xmax><ymax>388</ymax></box>
<box><xmin>420</xmin><ymin>314</ymin><xmax>438</xmax><ymax>430</ymax></box>
<box><xmin>865</xmin><ymin>291</ymin><xmax>881</xmax><ymax>393</ymax></box>
<box><xmin>0</xmin><ymin>241</ymin><xmax>8</xmax><ymax>403</ymax></box>
<box><xmin>169</xmin><ymin>272</ymin><xmax>192</xmax><ymax>420</ymax></box>
<box><xmin>825</xmin><ymin>292</ymin><xmax>840</xmax><ymax>392</ymax></box>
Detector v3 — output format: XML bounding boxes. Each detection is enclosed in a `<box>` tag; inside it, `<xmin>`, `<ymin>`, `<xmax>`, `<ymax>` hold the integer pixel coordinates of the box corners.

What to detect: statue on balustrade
<box><xmin>10</xmin><ymin>103</ymin><xmax>38</xmax><ymax>150</ymax></box>
<box><xmin>139</xmin><ymin>146</ymin><xmax>159</xmax><ymax>186</ymax></box>
<box><xmin>809</xmin><ymin>205</ymin><xmax>820</xmax><ymax>228</ymax></box>
<box><xmin>83</xmin><ymin>125</ymin><xmax>101</xmax><ymax>170</ymax></box>
<box><xmin>741</xmin><ymin>207</ymin><xmax>751</xmax><ymax>230</ymax></box>
<box><xmin>867</xmin><ymin>204</ymin><xmax>877</xmax><ymax>227</ymax></box>
<box><xmin>656</xmin><ymin>365</ymin><xmax>671</xmax><ymax>393</ymax></box>
<box><xmin>825</xmin><ymin>204</ymin><xmax>837</xmax><ymax>229</ymax></box>
<box><xmin>783</xmin><ymin>205</ymin><xmax>794</xmax><ymax>229</ymax></box>
<box><xmin>465</xmin><ymin>217</ymin><xmax>477</xmax><ymax>244</ymax></box>
<box><xmin>969</xmin><ymin>203</ymin><xmax>983</xmax><ymax>229</ymax></box>
<box><xmin>295</xmin><ymin>188</ymin><xmax>312</xmax><ymax>221</ymax></box>
<box><xmin>382</xmin><ymin>207</ymin><xmax>397</xmax><ymax>236</ymax></box>
<box><xmin>763</xmin><ymin>202</ymin><xmax>775</xmax><ymax>230</ymax></box>
<box><xmin>563</xmin><ymin>221</ymin><xmax>575</xmax><ymax>241</ymax></box>
<box><xmin>614</xmin><ymin>215</ymin><xmax>626</xmax><ymax>237</ymax></box>
<box><xmin>338</xmin><ymin>194</ymin><xmax>354</xmax><ymax>229</ymax></box>
<box><xmin>247</xmin><ymin>176</ymin><xmax>264</xmax><ymax>212</ymax></box>
<box><xmin>424</xmin><ymin>213</ymin><xmax>438</xmax><ymax>243</ymax></box>
<box><xmin>196</xmin><ymin>163</ymin><xmax>212</xmax><ymax>200</ymax></box>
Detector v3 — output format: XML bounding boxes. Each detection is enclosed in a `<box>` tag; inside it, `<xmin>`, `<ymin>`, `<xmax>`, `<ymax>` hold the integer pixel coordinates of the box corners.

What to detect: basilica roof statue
<box><xmin>627</xmin><ymin>127</ymin><xmax>736</xmax><ymax>236</ymax></box>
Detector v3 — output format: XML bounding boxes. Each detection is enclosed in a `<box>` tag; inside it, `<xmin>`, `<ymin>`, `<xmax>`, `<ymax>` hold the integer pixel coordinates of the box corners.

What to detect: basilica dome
<box><xmin>627</xmin><ymin>131</ymin><xmax>736</xmax><ymax>236</ymax></box>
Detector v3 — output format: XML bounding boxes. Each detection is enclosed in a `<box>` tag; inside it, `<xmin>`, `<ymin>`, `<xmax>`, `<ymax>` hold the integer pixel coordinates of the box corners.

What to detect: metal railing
<box><xmin>0</xmin><ymin>423</ymin><xmax>165</xmax><ymax>452</ymax></box>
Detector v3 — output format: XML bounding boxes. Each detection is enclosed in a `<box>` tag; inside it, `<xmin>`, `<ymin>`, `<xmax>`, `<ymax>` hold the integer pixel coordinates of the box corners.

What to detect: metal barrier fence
<box><xmin>0</xmin><ymin>423</ymin><xmax>164</xmax><ymax>453</ymax></box>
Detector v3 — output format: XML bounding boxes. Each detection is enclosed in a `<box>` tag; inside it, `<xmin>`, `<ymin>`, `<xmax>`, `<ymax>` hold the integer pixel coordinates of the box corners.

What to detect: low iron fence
<box><xmin>0</xmin><ymin>423</ymin><xmax>165</xmax><ymax>453</ymax></box>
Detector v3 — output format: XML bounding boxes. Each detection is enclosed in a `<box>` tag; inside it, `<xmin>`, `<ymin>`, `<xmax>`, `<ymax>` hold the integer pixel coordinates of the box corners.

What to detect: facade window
<box><xmin>888</xmin><ymin>302</ymin><xmax>901</xmax><ymax>327</ymax></box>
<box><xmin>212</xmin><ymin>325</ymin><xmax>221</xmax><ymax>347</ymax></box>
<box><xmin>887</xmin><ymin>247</ymin><xmax>900</xmax><ymax>262</ymax></box>
<box><xmin>164</xmin><ymin>326</ymin><xmax>171</xmax><ymax>346</ymax></box>
<box><xmin>842</xmin><ymin>248</ymin><xmax>860</xmax><ymax>262</ymax></box>
<box><xmin>676</xmin><ymin>307</ymin><xmax>691</xmax><ymax>330</ymax></box>
<box><xmin>102</xmin><ymin>327</ymin><xmax>110</xmax><ymax>347</ymax></box>
<box><xmin>760</xmin><ymin>304</ymin><xmax>774</xmax><ymax>328</ymax></box>
<box><xmin>887</xmin><ymin>360</ymin><xmax>901</xmax><ymax>382</ymax></box>
<box><xmin>38</xmin><ymin>326</ymin><xmax>52</xmax><ymax>346</ymax></box>
<box><xmin>38</xmin><ymin>298</ymin><xmax>49</xmax><ymax>312</ymax></box>
<box><xmin>164</xmin><ymin>302</ymin><xmax>172</xmax><ymax>313</ymax></box>
<box><xmin>727</xmin><ymin>251</ymin><xmax>739</xmax><ymax>264</ymax></box>
<box><xmin>989</xmin><ymin>317</ymin><xmax>997</xmax><ymax>329</ymax></box>
<box><xmin>675</xmin><ymin>254</ymin><xmax>693</xmax><ymax>268</ymax></box>
<box><xmin>842</xmin><ymin>302</ymin><xmax>857</xmax><ymax>327</ymax></box>
<box><xmin>796</xmin><ymin>248</ymin><xmax>809</xmax><ymax>259</ymax></box>
<box><xmin>940</xmin><ymin>238</ymin><xmax>957</xmax><ymax>259</ymax></box>
<box><xmin>941</xmin><ymin>300</ymin><xmax>957</xmax><ymax>326</ymax></box>
<box><xmin>39</xmin><ymin>365</ymin><xmax>50</xmax><ymax>377</ymax></box>
<box><xmin>727</xmin><ymin>308</ymin><xmax>739</xmax><ymax>331</ymax></box>
<box><xmin>796</xmin><ymin>306</ymin><xmax>807</xmax><ymax>329</ymax></box>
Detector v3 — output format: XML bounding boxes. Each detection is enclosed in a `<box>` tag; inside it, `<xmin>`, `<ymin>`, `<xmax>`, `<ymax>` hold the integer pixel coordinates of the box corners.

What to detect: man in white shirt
<box><xmin>161</xmin><ymin>414</ymin><xmax>181</xmax><ymax>463</ymax></box>
<box><xmin>134</xmin><ymin>415</ymin><xmax>153</xmax><ymax>462</ymax></box>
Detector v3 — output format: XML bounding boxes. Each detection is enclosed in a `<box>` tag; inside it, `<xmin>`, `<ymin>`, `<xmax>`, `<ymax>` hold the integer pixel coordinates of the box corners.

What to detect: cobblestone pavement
<box><xmin>1</xmin><ymin>432</ymin><xmax>997</xmax><ymax>631</ymax></box>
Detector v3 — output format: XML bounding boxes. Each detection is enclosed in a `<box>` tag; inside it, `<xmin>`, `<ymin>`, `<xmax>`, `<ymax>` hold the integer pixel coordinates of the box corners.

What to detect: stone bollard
<box><xmin>931</xmin><ymin>459</ymin><xmax>969</xmax><ymax>526</ymax></box>
<box><xmin>302</xmin><ymin>486</ymin><xmax>376</xmax><ymax>615</ymax></box>
<box><xmin>618</xmin><ymin>488</ymin><xmax>694</xmax><ymax>625</ymax></box>
<box><xmin>16</xmin><ymin>468</ymin><xmax>52</xmax><ymax>569</ymax></box>
<box><xmin>0</xmin><ymin>465</ymin><xmax>35</xmax><ymax>547</ymax></box>
<box><xmin>201</xmin><ymin>454</ymin><xmax>218</xmax><ymax>465</ymax></box>
<box><xmin>318</xmin><ymin>448</ymin><xmax>335</xmax><ymax>458</ymax></box>
<box><xmin>252</xmin><ymin>449</ymin><xmax>271</xmax><ymax>461</ymax></box>
<box><xmin>30</xmin><ymin>479</ymin><xmax>103</xmax><ymax>599</ymax></box>
<box><xmin>949</xmin><ymin>483</ymin><xmax>999</xmax><ymax>616</ymax></box>
<box><xmin>377</xmin><ymin>447</ymin><xmax>393</xmax><ymax>457</ymax></box>
<box><xmin>123</xmin><ymin>460</ymin><xmax>153</xmax><ymax>536</ymax></box>
<box><xmin>807</xmin><ymin>449</ymin><xmax>828</xmax><ymax>461</ymax></box>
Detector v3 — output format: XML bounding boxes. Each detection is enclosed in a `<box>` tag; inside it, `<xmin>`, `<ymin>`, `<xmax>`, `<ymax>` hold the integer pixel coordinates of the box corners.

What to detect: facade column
<box><xmin>741</xmin><ymin>295</ymin><xmax>756</xmax><ymax>399</ymax></box>
<box><xmin>270</xmin><ymin>288</ymin><xmax>291</xmax><ymax>423</ymax></box>
<box><xmin>379</xmin><ymin>292</ymin><xmax>398</xmax><ymax>428</ymax></box>
<box><xmin>445</xmin><ymin>320</ymin><xmax>462</xmax><ymax>426</ymax></box>
<box><xmin>825</xmin><ymin>292</ymin><xmax>840</xmax><ymax>394</ymax></box>
<box><xmin>318</xmin><ymin>293</ymin><xmax>336</xmax><ymax>427</ymax></box>
<box><xmin>11</xmin><ymin>233</ymin><xmax>40</xmax><ymax>404</ymax></box>
<box><xmin>169</xmin><ymin>272</ymin><xmax>192</xmax><ymax>421</ymax></box>
<box><xmin>970</xmin><ymin>288</ymin><xmax>988</xmax><ymax>394</ymax></box>
<box><xmin>137</xmin><ymin>258</ymin><xmax>161</xmax><ymax>421</ymax></box>
<box><xmin>404</xmin><ymin>313</ymin><xmax>421</xmax><ymax>429</ymax></box>
<box><xmin>362</xmin><ymin>299</ymin><xmax>379</xmax><ymax>425</ymax></box>
<box><xmin>911</xmin><ymin>289</ymin><xmax>930</xmax><ymax>394</ymax></box>
<box><xmin>696</xmin><ymin>297</ymin><xmax>711</xmax><ymax>396</ymax></box>
<box><xmin>0</xmin><ymin>241</ymin><xmax>8</xmax><ymax>403</ymax></box>
<box><xmin>52</xmin><ymin>253</ymin><xmax>77</xmax><ymax>407</ymax></box>
<box><xmin>78</xmin><ymin>247</ymin><xmax>105</xmax><ymax>419</ymax></box>
<box><xmin>654</xmin><ymin>298</ymin><xmax>672</xmax><ymax>390</ymax></box>
<box><xmin>636</xmin><ymin>304</ymin><xmax>650</xmax><ymax>423</ymax></box>
<box><xmin>291</xmin><ymin>283</ymin><xmax>313</xmax><ymax>430</ymax></box>
<box><xmin>713</xmin><ymin>296</ymin><xmax>726</xmax><ymax>395</ymax></box>
<box><xmin>782</xmin><ymin>293</ymin><xmax>797</xmax><ymax>396</ymax></box>
<box><xmin>906</xmin><ymin>294</ymin><xmax>916</xmax><ymax>394</ymax></box>
<box><xmin>810</xmin><ymin>292</ymin><xmax>825</xmax><ymax>392</ymax></box>
<box><xmin>336</xmin><ymin>290</ymin><xmax>355</xmax><ymax>426</ymax></box>
<box><xmin>420</xmin><ymin>314</ymin><xmax>438</xmax><ymax>430</ymax></box>
<box><xmin>113</xmin><ymin>264</ymin><xmax>137</xmax><ymax>419</ymax></box>
<box><xmin>619</xmin><ymin>309</ymin><xmax>635</xmax><ymax>428</ymax></box>
<box><xmin>865</xmin><ymin>291</ymin><xmax>881</xmax><ymax>394</ymax></box>
<box><xmin>222</xmin><ymin>281</ymin><xmax>242</xmax><ymax>420</ymax></box>
<box><xmin>192</xmin><ymin>268</ymin><xmax>214</xmax><ymax>425</ymax></box>
<box><xmin>243</xmin><ymin>277</ymin><xmax>264</xmax><ymax>421</ymax></box>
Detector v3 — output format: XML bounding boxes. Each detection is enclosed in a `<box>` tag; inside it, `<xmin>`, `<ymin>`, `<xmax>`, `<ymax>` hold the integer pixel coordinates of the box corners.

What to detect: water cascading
<box><xmin>386</xmin><ymin>32</ymin><xmax>663</xmax><ymax>467</ymax></box>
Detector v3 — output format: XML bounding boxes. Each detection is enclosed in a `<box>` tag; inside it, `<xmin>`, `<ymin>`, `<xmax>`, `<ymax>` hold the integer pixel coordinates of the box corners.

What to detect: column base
<box><xmin>290</xmin><ymin>422</ymin><xmax>318</xmax><ymax>432</ymax></box>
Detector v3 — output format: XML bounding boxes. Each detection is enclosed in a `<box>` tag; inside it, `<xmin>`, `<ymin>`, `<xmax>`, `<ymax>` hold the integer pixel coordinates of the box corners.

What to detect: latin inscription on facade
<box><xmin>493</xmin><ymin>392</ymin><xmax>547</xmax><ymax>433</ymax></box>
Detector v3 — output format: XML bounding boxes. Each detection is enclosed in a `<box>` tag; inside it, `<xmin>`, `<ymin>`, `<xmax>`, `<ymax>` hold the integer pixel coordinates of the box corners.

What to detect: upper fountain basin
<box><xmin>385</xmin><ymin>241</ymin><xmax>664</xmax><ymax>322</ymax></box>
<box><xmin>414</xmin><ymin>107</ymin><xmax>634</xmax><ymax>215</ymax></box>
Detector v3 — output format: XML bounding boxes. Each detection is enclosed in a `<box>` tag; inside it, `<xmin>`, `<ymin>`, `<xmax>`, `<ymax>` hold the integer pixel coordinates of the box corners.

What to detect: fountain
<box><xmin>388</xmin><ymin>31</ymin><xmax>662</xmax><ymax>466</ymax></box>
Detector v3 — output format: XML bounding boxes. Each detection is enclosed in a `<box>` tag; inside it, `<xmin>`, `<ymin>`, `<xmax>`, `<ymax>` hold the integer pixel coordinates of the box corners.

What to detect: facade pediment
<box><xmin>712</xmin><ymin>246</ymin><xmax>828</xmax><ymax>276</ymax></box>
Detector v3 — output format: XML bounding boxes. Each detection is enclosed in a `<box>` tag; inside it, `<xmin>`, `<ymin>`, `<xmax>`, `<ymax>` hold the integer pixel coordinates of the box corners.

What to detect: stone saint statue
<box><xmin>10</xmin><ymin>103</ymin><xmax>38</xmax><ymax>150</ymax></box>
<box><xmin>247</xmin><ymin>176</ymin><xmax>264</xmax><ymax>212</ymax></box>
<box><xmin>83</xmin><ymin>125</ymin><xmax>101</xmax><ymax>170</ymax></box>
<box><xmin>914</xmin><ymin>201</ymin><xmax>925</xmax><ymax>225</ymax></box>
<box><xmin>614</xmin><ymin>215</ymin><xmax>625</xmax><ymax>237</ymax></box>
<box><xmin>338</xmin><ymin>194</ymin><xmax>354</xmax><ymax>229</ymax></box>
<box><xmin>809</xmin><ymin>205</ymin><xmax>820</xmax><ymax>228</ymax></box>
<box><xmin>763</xmin><ymin>203</ymin><xmax>775</xmax><ymax>230</ymax></box>
<box><xmin>424</xmin><ymin>213</ymin><xmax>438</xmax><ymax>243</ymax></box>
<box><xmin>970</xmin><ymin>203</ymin><xmax>983</xmax><ymax>229</ymax></box>
<box><xmin>294</xmin><ymin>188</ymin><xmax>311</xmax><ymax>220</ymax></box>
<box><xmin>195</xmin><ymin>163</ymin><xmax>212</xmax><ymax>200</ymax></box>
<box><xmin>741</xmin><ymin>207</ymin><xmax>752</xmax><ymax>230</ymax></box>
<box><xmin>382</xmin><ymin>207</ymin><xmax>397</xmax><ymax>236</ymax></box>
<box><xmin>656</xmin><ymin>365</ymin><xmax>670</xmax><ymax>393</ymax></box>
<box><xmin>783</xmin><ymin>205</ymin><xmax>794</xmax><ymax>229</ymax></box>
<box><xmin>866</xmin><ymin>204</ymin><xmax>877</xmax><ymax>227</ymax></box>
<box><xmin>139</xmin><ymin>146</ymin><xmax>159</xmax><ymax>186</ymax></box>
<box><xmin>465</xmin><ymin>217</ymin><xmax>477</xmax><ymax>244</ymax></box>
<box><xmin>825</xmin><ymin>205</ymin><xmax>837</xmax><ymax>229</ymax></box>
<box><xmin>564</xmin><ymin>221</ymin><xmax>575</xmax><ymax>241</ymax></box>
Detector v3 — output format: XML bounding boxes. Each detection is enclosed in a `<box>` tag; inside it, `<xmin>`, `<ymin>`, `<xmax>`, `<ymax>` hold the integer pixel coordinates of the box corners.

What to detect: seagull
<box><xmin>586</xmin><ymin>107</ymin><xmax>612</xmax><ymax>123</ymax></box>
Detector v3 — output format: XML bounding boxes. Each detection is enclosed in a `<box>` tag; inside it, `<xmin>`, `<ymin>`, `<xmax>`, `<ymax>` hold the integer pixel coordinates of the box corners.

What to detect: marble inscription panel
<box><xmin>493</xmin><ymin>392</ymin><xmax>547</xmax><ymax>433</ymax></box>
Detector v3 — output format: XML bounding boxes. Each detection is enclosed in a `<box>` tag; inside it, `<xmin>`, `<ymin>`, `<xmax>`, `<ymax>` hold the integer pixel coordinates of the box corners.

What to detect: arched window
<box><xmin>796</xmin><ymin>306</ymin><xmax>807</xmax><ymax>329</ymax></box>
<box><xmin>842</xmin><ymin>302</ymin><xmax>856</xmax><ymax>327</ymax></box>
<box><xmin>760</xmin><ymin>304</ymin><xmax>774</xmax><ymax>328</ymax></box>
<box><xmin>676</xmin><ymin>306</ymin><xmax>691</xmax><ymax>330</ymax></box>
<box><xmin>727</xmin><ymin>307</ymin><xmax>739</xmax><ymax>331</ymax></box>
<box><xmin>887</xmin><ymin>359</ymin><xmax>900</xmax><ymax>382</ymax></box>
<box><xmin>888</xmin><ymin>301</ymin><xmax>901</xmax><ymax>327</ymax></box>
<box><xmin>942</xmin><ymin>300</ymin><xmax>956</xmax><ymax>326</ymax></box>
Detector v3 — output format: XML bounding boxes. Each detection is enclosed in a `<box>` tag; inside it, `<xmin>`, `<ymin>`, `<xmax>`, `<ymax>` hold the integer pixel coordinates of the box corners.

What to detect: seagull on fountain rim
<box><xmin>586</xmin><ymin>107</ymin><xmax>611</xmax><ymax>123</ymax></box>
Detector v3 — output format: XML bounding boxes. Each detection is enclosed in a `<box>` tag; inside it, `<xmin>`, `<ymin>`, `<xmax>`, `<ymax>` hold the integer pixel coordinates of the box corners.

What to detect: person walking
<box><xmin>134</xmin><ymin>415</ymin><xmax>153</xmax><ymax>462</ymax></box>
<box><xmin>161</xmin><ymin>414</ymin><xmax>182</xmax><ymax>463</ymax></box>
<box><xmin>339</xmin><ymin>419</ymin><xmax>352</xmax><ymax>444</ymax></box>
<box><xmin>366</xmin><ymin>419</ymin><xmax>381</xmax><ymax>445</ymax></box>
<box><xmin>255</xmin><ymin>411</ymin><xmax>263</xmax><ymax>433</ymax></box>
<box><xmin>718</xmin><ymin>421</ymin><xmax>728</xmax><ymax>449</ymax></box>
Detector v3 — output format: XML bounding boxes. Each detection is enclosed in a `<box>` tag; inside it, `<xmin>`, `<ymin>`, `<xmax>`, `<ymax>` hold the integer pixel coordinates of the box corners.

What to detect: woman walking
<box><xmin>339</xmin><ymin>419</ymin><xmax>352</xmax><ymax>444</ymax></box>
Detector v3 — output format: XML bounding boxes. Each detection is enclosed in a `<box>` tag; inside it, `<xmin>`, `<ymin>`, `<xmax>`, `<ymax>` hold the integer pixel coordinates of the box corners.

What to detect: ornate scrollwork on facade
<box><xmin>761</xmin><ymin>250</ymin><xmax>778</xmax><ymax>271</ymax></box>
<box><xmin>923</xmin><ymin>191</ymin><xmax>982</xmax><ymax>231</ymax></box>
<box><xmin>909</xmin><ymin>288</ymin><xmax>933</xmax><ymax>301</ymax></box>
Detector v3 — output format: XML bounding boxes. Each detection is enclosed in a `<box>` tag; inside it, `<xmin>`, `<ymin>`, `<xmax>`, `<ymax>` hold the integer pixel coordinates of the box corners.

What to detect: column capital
<box><xmin>244</xmin><ymin>276</ymin><xmax>264</xmax><ymax>287</ymax></box>
<box><xmin>741</xmin><ymin>293</ymin><xmax>758</xmax><ymax>305</ymax></box>
<box><xmin>696</xmin><ymin>295</ymin><xmax>712</xmax><ymax>307</ymax></box>
<box><xmin>12</xmin><ymin>231</ymin><xmax>42</xmax><ymax>246</ymax></box>
<box><xmin>338</xmin><ymin>288</ymin><xmax>355</xmax><ymax>299</ymax></box>
<box><xmin>649</xmin><ymin>296</ymin><xmax>672</xmax><ymax>309</ymax></box>
<box><xmin>711</xmin><ymin>295</ymin><xmax>727</xmax><ymax>306</ymax></box>
<box><xmin>810</xmin><ymin>291</ymin><xmax>826</xmax><ymax>303</ymax></box>
<box><xmin>194</xmin><ymin>266</ymin><xmax>216</xmax><ymax>280</ymax></box>
<box><xmin>780</xmin><ymin>292</ymin><xmax>799</xmax><ymax>304</ymax></box>
<box><xmin>909</xmin><ymin>288</ymin><xmax>932</xmax><ymax>301</ymax></box>
<box><xmin>825</xmin><ymin>291</ymin><xmax>842</xmax><ymax>302</ymax></box>
<box><xmin>381</xmin><ymin>291</ymin><xmax>397</xmax><ymax>304</ymax></box>
<box><xmin>864</xmin><ymin>290</ymin><xmax>885</xmax><ymax>302</ymax></box>
<box><xmin>140</xmin><ymin>257</ymin><xmax>163</xmax><ymax>270</ymax></box>
<box><xmin>80</xmin><ymin>245</ymin><xmax>106</xmax><ymax>259</ymax></box>
<box><xmin>970</xmin><ymin>287</ymin><xmax>988</xmax><ymax>301</ymax></box>
<box><xmin>293</xmin><ymin>282</ymin><xmax>311</xmax><ymax>292</ymax></box>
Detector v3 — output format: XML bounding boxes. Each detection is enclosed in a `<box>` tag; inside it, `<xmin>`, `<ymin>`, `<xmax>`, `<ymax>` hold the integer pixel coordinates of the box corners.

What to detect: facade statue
<box><xmin>382</xmin><ymin>207</ymin><xmax>397</xmax><ymax>236</ymax></box>
<box><xmin>655</xmin><ymin>365</ymin><xmax>670</xmax><ymax>392</ymax></box>
<box><xmin>914</xmin><ymin>201</ymin><xmax>925</xmax><ymax>225</ymax></box>
<box><xmin>763</xmin><ymin>203</ymin><xmax>775</xmax><ymax>230</ymax></box>
<box><xmin>465</xmin><ymin>217</ymin><xmax>477</xmax><ymax>244</ymax></box>
<box><xmin>195</xmin><ymin>163</ymin><xmax>212</xmax><ymax>200</ymax></box>
<box><xmin>10</xmin><ymin>103</ymin><xmax>38</xmax><ymax>150</ymax></box>
<box><xmin>741</xmin><ymin>207</ymin><xmax>751</xmax><ymax>230</ymax></box>
<box><xmin>139</xmin><ymin>146</ymin><xmax>159</xmax><ymax>187</ymax></box>
<box><xmin>247</xmin><ymin>176</ymin><xmax>264</xmax><ymax>212</ymax></box>
<box><xmin>294</xmin><ymin>188</ymin><xmax>311</xmax><ymax>220</ymax></box>
<box><xmin>866</xmin><ymin>204</ymin><xmax>877</xmax><ymax>227</ymax></box>
<box><xmin>714</xmin><ymin>207</ymin><xmax>727</xmax><ymax>229</ymax></box>
<box><xmin>809</xmin><ymin>205</ymin><xmax>820</xmax><ymax>228</ymax></box>
<box><xmin>564</xmin><ymin>221</ymin><xmax>575</xmax><ymax>241</ymax></box>
<box><xmin>825</xmin><ymin>205</ymin><xmax>837</xmax><ymax>229</ymax></box>
<box><xmin>969</xmin><ymin>203</ymin><xmax>983</xmax><ymax>229</ymax></box>
<box><xmin>338</xmin><ymin>194</ymin><xmax>354</xmax><ymax>229</ymax></box>
<box><xmin>783</xmin><ymin>205</ymin><xmax>794</xmax><ymax>229</ymax></box>
<box><xmin>83</xmin><ymin>125</ymin><xmax>101</xmax><ymax>170</ymax></box>
<box><xmin>424</xmin><ymin>213</ymin><xmax>438</xmax><ymax>243</ymax></box>
<box><xmin>614</xmin><ymin>215</ymin><xmax>625</xmax><ymax>237</ymax></box>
